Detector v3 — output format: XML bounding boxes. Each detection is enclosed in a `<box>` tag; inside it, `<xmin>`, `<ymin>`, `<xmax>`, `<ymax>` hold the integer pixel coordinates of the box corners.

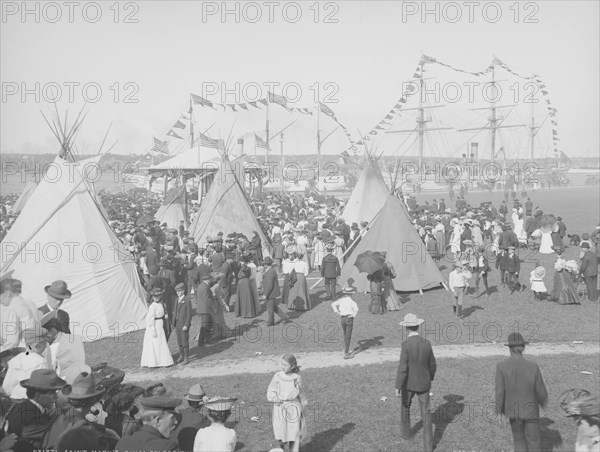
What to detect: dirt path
<box><xmin>124</xmin><ymin>341</ymin><xmax>599</xmax><ymax>383</ymax></box>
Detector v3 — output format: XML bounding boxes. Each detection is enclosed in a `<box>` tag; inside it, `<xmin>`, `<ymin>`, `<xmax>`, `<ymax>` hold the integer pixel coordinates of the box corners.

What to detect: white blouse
<box><xmin>193</xmin><ymin>423</ymin><xmax>237</xmax><ymax>452</ymax></box>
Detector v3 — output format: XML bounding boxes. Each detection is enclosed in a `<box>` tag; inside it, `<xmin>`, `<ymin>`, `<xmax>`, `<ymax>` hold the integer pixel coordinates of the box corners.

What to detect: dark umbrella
<box><xmin>354</xmin><ymin>251</ymin><xmax>385</xmax><ymax>274</ymax></box>
<box><xmin>136</xmin><ymin>214</ymin><xmax>154</xmax><ymax>226</ymax></box>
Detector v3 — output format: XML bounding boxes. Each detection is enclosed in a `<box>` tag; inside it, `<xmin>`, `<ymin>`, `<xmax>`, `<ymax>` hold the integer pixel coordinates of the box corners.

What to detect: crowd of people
<box><xmin>1</xmin><ymin>180</ymin><xmax>599</xmax><ymax>451</ymax></box>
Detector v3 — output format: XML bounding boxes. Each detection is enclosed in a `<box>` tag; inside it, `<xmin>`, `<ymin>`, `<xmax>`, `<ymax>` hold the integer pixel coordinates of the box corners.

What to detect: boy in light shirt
<box><xmin>331</xmin><ymin>287</ymin><xmax>359</xmax><ymax>360</ymax></box>
<box><xmin>448</xmin><ymin>260</ymin><xmax>472</xmax><ymax>319</ymax></box>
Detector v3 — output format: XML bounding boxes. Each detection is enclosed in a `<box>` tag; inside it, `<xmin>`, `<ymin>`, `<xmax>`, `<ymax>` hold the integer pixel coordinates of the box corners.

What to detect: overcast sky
<box><xmin>1</xmin><ymin>1</ymin><xmax>598</xmax><ymax>157</ymax></box>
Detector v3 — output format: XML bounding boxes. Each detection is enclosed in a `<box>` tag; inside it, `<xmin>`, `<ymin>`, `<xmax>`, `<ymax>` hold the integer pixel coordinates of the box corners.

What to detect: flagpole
<box><xmin>265</xmin><ymin>98</ymin><xmax>270</xmax><ymax>166</ymax></box>
<box><xmin>189</xmin><ymin>95</ymin><xmax>195</xmax><ymax>148</ymax></box>
<box><xmin>317</xmin><ymin>103</ymin><xmax>321</xmax><ymax>191</ymax></box>
<box><xmin>280</xmin><ymin>132</ymin><xmax>284</xmax><ymax>193</ymax></box>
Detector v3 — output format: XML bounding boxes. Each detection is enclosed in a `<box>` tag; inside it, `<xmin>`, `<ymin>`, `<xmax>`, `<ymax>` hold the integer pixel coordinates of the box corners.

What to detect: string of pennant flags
<box><xmin>154</xmin><ymin>92</ymin><xmax>359</xmax><ymax>155</ymax></box>
<box><xmin>363</xmin><ymin>54</ymin><xmax>562</xmax><ymax>158</ymax></box>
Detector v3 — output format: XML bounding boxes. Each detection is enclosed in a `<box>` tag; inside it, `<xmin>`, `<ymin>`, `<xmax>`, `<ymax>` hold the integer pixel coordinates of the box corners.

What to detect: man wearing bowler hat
<box><xmin>395</xmin><ymin>313</ymin><xmax>436</xmax><ymax>451</ymax></box>
<box><xmin>172</xmin><ymin>283</ymin><xmax>193</xmax><ymax>365</ymax></box>
<box><xmin>2</xmin><ymin>369</ymin><xmax>66</xmax><ymax>450</ymax></box>
<box><xmin>495</xmin><ymin>332</ymin><xmax>548</xmax><ymax>452</ymax></box>
<box><xmin>115</xmin><ymin>395</ymin><xmax>182</xmax><ymax>451</ymax></box>
<box><xmin>195</xmin><ymin>273</ymin><xmax>216</xmax><ymax>349</ymax></box>
<box><xmin>170</xmin><ymin>383</ymin><xmax>210</xmax><ymax>450</ymax></box>
<box><xmin>262</xmin><ymin>256</ymin><xmax>289</xmax><ymax>326</ymax></box>
<box><xmin>38</xmin><ymin>280</ymin><xmax>71</xmax><ymax>334</ymax></box>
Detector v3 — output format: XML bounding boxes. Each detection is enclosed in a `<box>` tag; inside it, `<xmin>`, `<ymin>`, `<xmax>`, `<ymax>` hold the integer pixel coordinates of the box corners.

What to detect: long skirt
<box><xmin>282</xmin><ymin>274</ymin><xmax>292</xmax><ymax>306</ymax></box>
<box><xmin>272</xmin><ymin>400</ymin><xmax>306</xmax><ymax>443</ymax></box>
<box><xmin>235</xmin><ymin>278</ymin><xmax>258</xmax><ymax>318</ymax></box>
<box><xmin>287</xmin><ymin>273</ymin><xmax>311</xmax><ymax>311</ymax></box>
<box><xmin>249</xmin><ymin>278</ymin><xmax>261</xmax><ymax>313</ymax></box>
<box><xmin>551</xmin><ymin>271</ymin><xmax>580</xmax><ymax>304</ymax></box>
<box><xmin>140</xmin><ymin>319</ymin><xmax>174</xmax><ymax>368</ymax></box>
<box><xmin>211</xmin><ymin>285</ymin><xmax>230</xmax><ymax>340</ymax></box>
<box><xmin>369</xmin><ymin>281</ymin><xmax>384</xmax><ymax>314</ymax></box>
<box><xmin>435</xmin><ymin>231</ymin><xmax>446</xmax><ymax>258</ymax></box>
<box><xmin>383</xmin><ymin>275</ymin><xmax>402</xmax><ymax>311</ymax></box>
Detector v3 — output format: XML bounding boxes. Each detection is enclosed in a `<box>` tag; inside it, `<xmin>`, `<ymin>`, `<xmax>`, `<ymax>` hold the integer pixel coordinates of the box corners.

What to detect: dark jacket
<box><xmin>115</xmin><ymin>424</ymin><xmax>178</xmax><ymax>451</ymax></box>
<box><xmin>580</xmin><ymin>250</ymin><xmax>599</xmax><ymax>277</ymax></box>
<box><xmin>498</xmin><ymin>231</ymin><xmax>518</xmax><ymax>250</ymax></box>
<box><xmin>262</xmin><ymin>265</ymin><xmax>281</xmax><ymax>300</ymax></box>
<box><xmin>3</xmin><ymin>399</ymin><xmax>53</xmax><ymax>450</ymax></box>
<box><xmin>145</xmin><ymin>248</ymin><xmax>160</xmax><ymax>276</ymax></box>
<box><xmin>395</xmin><ymin>334</ymin><xmax>437</xmax><ymax>393</ymax></box>
<box><xmin>172</xmin><ymin>295</ymin><xmax>193</xmax><ymax>329</ymax></box>
<box><xmin>495</xmin><ymin>354</ymin><xmax>548</xmax><ymax>420</ymax></box>
<box><xmin>38</xmin><ymin>305</ymin><xmax>70</xmax><ymax>334</ymax></box>
<box><xmin>501</xmin><ymin>252</ymin><xmax>520</xmax><ymax>273</ymax></box>
<box><xmin>195</xmin><ymin>281</ymin><xmax>214</xmax><ymax>316</ymax></box>
<box><xmin>321</xmin><ymin>253</ymin><xmax>341</xmax><ymax>279</ymax></box>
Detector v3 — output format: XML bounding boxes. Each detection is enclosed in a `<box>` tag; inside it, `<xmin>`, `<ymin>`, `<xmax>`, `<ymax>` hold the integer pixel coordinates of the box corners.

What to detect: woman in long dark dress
<box><xmin>550</xmin><ymin>248</ymin><xmax>580</xmax><ymax>305</ymax></box>
<box><xmin>235</xmin><ymin>265</ymin><xmax>258</xmax><ymax>318</ymax></box>
<box><xmin>367</xmin><ymin>270</ymin><xmax>385</xmax><ymax>315</ymax></box>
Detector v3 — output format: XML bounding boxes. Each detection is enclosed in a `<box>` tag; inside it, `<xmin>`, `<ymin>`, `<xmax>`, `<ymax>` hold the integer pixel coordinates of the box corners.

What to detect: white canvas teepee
<box><xmin>0</xmin><ymin>156</ymin><xmax>148</xmax><ymax>341</ymax></box>
<box><xmin>189</xmin><ymin>158</ymin><xmax>270</xmax><ymax>256</ymax></box>
<box><xmin>154</xmin><ymin>186</ymin><xmax>189</xmax><ymax>229</ymax></box>
<box><xmin>11</xmin><ymin>181</ymin><xmax>38</xmax><ymax>214</ymax></box>
<box><xmin>341</xmin><ymin>158</ymin><xmax>390</xmax><ymax>226</ymax></box>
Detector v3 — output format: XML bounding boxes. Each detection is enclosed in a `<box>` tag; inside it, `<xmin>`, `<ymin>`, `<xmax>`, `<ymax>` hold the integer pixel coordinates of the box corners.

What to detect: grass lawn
<box><xmin>139</xmin><ymin>354</ymin><xmax>599</xmax><ymax>452</ymax></box>
<box><xmin>86</xmin><ymin>237</ymin><xmax>599</xmax><ymax>369</ymax></box>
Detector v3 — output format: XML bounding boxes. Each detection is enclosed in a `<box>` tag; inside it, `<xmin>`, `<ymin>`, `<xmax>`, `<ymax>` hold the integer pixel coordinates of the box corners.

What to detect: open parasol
<box><xmin>354</xmin><ymin>250</ymin><xmax>386</xmax><ymax>274</ymax></box>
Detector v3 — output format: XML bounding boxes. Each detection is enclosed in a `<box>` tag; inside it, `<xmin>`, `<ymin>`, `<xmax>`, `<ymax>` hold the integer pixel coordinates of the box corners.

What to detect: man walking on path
<box><xmin>321</xmin><ymin>243</ymin><xmax>341</xmax><ymax>300</ymax></box>
<box><xmin>331</xmin><ymin>287</ymin><xmax>359</xmax><ymax>359</ymax></box>
<box><xmin>262</xmin><ymin>257</ymin><xmax>289</xmax><ymax>325</ymax></box>
<box><xmin>495</xmin><ymin>332</ymin><xmax>548</xmax><ymax>452</ymax></box>
<box><xmin>395</xmin><ymin>313</ymin><xmax>436</xmax><ymax>452</ymax></box>
<box><xmin>579</xmin><ymin>242</ymin><xmax>599</xmax><ymax>301</ymax></box>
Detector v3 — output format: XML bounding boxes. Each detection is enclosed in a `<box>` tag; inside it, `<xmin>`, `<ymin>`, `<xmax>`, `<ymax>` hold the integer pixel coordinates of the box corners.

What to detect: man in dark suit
<box><xmin>262</xmin><ymin>257</ymin><xmax>289</xmax><ymax>325</ymax></box>
<box><xmin>172</xmin><ymin>283</ymin><xmax>193</xmax><ymax>365</ymax></box>
<box><xmin>579</xmin><ymin>242</ymin><xmax>599</xmax><ymax>301</ymax></box>
<box><xmin>195</xmin><ymin>274</ymin><xmax>216</xmax><ymax>348</ymax></box>
<box><xmin>501</xmin><ymin>246</ymin><xmax>521</xmax><ymax>293</ymax></box>
<box><xmin>498</xmin><ymin>224</ymin><xmax>519</xmax><ymax>251</ymax></box>
<box><xmin>395</xmin><ymin>313</ymin><xmax>436</xmax><ymax>452</ymax></box>
<box><xmin>321</xmin><ymin>243</ymin><xmax>341</xmax><ymax>300</ymax></box>
<box><xmin>145</xmin><ymin>244</ymin><xmax>160</xmax><ymax>276</ymax></box>
<box><xmin>495</xmin><ymin>332</ymin><xmax>548</xmax><ymax>452</ymax></box>
<box><xmin>438</xmin><ymin>198</ymin><xmax>446</xmax><ymax>213</ymax></box>
<box><xmin>38</xmin><ymin>280</ymin><xmax>71</xmax><ymax>334</ymax></box>
<box><xmin>170</xmin><ymin>384</ymin><xmax>210</xmax><ymax>451</ymax></box>
<box><xmin>3</xmin><ymin>369</ymin><xmax>66</xmax><ymax>450</ymax></box>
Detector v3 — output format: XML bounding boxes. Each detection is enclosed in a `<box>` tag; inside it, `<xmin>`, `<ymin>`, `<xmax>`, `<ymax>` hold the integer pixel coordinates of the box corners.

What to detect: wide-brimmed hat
<box><xmin>205</xmin><ymin>396</ymin><xmax>237</xmax><ymax>412</ymax></box>
<box><xmin>505</xmin><ymin>332</ymin><xmax>528</xmax><ymax>347</ymax></box>
<box><xmin>581</xmin><ymin>242</ymin><xmax>590</xmax><ymax>249</ymax></box>
<box><xmin>184</xmin><ymin>383</ymin><xmax>206</xmax><ymax>402</ymax></box>
<box><xmin>342</xmin><ymin>287</ymin><xmax>356</xmax><ymax>294</ymax></box>
<box><xmin>66</xmin><ymin>372</ymin><xmax>106</xmax><ymax>400</ymax></box>
<box><xmin>141</xmin><ymin>396</ymin><xmax>183</xmax><ymax>413</ymax></box>
<box><xmin>325</xmin><ymin>243</ymin><xmax>335</xmax><ymax>250</ymax></box>
<box><xmin>399</xmin><ymin>313</ymin><xmax>424</xmax><ymax>327</ymax></box>
<box><xmin>150</xmin><ymin>288</ymin><xmax>165</xmax><ymax>297</ymax></box>
<box><xmin>44</xmin><ymin>280</ymin><xmax>71</xmax><ymax>299</ymax></box>
<box><xmin>20</xmin><ymin>369</ymin><xmax>66</xmax><ymax>390</ymax></box>
<box><xmin>262</xmin><ymin>256</ymin><xmax>273</xmax><ymax>265</ymax></box>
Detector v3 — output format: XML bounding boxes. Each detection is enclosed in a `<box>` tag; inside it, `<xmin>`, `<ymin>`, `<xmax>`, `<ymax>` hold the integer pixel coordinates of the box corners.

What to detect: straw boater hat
<box><xmin>342</xmin><ymin>287</ymin><xmax>356</xmax><ymax>294</ymax></box>
<box><xmin>44</xmin><ymin>280</ymin><xmax>71</xmax><ymax>299</ymax></box>
<box><xmin>204</xmin><ymin>396</ymin><xmax>237</xmax><ymax>412</ymax></box>
<box><xmin>140</xmin><ymin>396</ymin><xmax>183</xmax><ymax>414</ymax></box>
<box><xmin>399</xmin><ymin>313</ymin><xmax>424</xmax><ymax>327</ymax></box>
<box><xmin>20</xmin><ymin>369</ymin><xmax>66</xmax><ymax>391</ymax></box>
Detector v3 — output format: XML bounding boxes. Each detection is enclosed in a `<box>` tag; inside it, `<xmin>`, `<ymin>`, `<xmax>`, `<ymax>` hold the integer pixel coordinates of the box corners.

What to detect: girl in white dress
<box><xmin>140</xmin><ymin>289</ymin><xmax>174</xmax><ymax>368</ymax></box>
<box><xmin>267</xmin><ymin>354</ymin><xmax>307</xmax><ymax>452</ymax></box>
<box><xmin>193</xmin><ymin>397</ymin><xmax>237</xmax><ymax>452</ymax></box>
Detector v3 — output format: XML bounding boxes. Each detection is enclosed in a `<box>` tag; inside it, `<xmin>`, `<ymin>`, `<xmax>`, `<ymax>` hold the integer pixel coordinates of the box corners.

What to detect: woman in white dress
<box><xmin>312</xmin><ymin>234</ymin><xmax>325</xmax><ymax>271</ymax></box>
<box><xmin>449</xmin><ymin>220</ymin><xmax>463</xmax><ymax>256</ymax></box>
<box><xmin>267</xmin><ymin>354</ymin><xmax>307</xmax><ymax>452</ymax></box>
<box><xmin>513</xmin><ymin>214</ymin><xmax>527</xmax><ymax>245</ymax></box>
<box><xmin>193</xmin><ymin>397</ymin><xmax>237</xmax><ymax>452</ymax></box>
<box><xmin>140</xmin><ymin>289</ymin><xmax>174</xmax><ymax>368</ymax></box>
<box><xmin>539</xmin><ymin>224</ymin><xmax>555</xmax><ymax>254</ymax></box>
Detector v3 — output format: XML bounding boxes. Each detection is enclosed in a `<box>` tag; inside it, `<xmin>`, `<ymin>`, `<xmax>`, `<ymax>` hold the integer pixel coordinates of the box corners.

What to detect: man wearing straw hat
<box><xmin>495</xmin><ymin>332</ymin><xmax>548</xmax><ymax>452</ymax></box>
<box><xmin>331</xmin><ymin>287</ymin><xmax>359</xmax><ymax>359</ymax></box>
<box><xmin>321</xmin><ymin>242</ymin><xmax>341</xmax><ymax>301</ymax></box>
<box><xmin>170</xmin><ymin>383</ymin><xmax>210</xmax><ymax>450</ymax></box>
<box><xmin>2</xmin><ymin>369</ymin><xmax>66</xmax><ymax>449</ymax></box>
<box><xmin>395</xmin><ymin>313</ymin><xmax>436</xmax><ymax>452</ymax></box>
<box><xmin>448</xmin><ymin>260</ymin><xmax>472</xmax><ymax>319</ymax></box>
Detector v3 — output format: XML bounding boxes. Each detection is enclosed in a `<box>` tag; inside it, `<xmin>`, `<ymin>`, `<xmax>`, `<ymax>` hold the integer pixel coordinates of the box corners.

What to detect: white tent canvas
<box><xmin>154</xmin><ymin>186</ymin><xmax>189</xmax><ymax>229</ymax></box>
<box><xmin>150</xmin><ymin>145</ymin><xmax>223</xmax><ymax>170</ymax></box>
<box><xmin>11</xmin><ymin>181</ymin><xmax>38</xmax><ymax>214</ymax></box>
<box><xmin>0</xmin><ymin>156</ymin><xmax>148</xmax><ymax>342</ymax></box>
<box><xmin>341</xmin><ymin>159</ymin><xmax>390</xmax><ymax>226</ymax></box>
